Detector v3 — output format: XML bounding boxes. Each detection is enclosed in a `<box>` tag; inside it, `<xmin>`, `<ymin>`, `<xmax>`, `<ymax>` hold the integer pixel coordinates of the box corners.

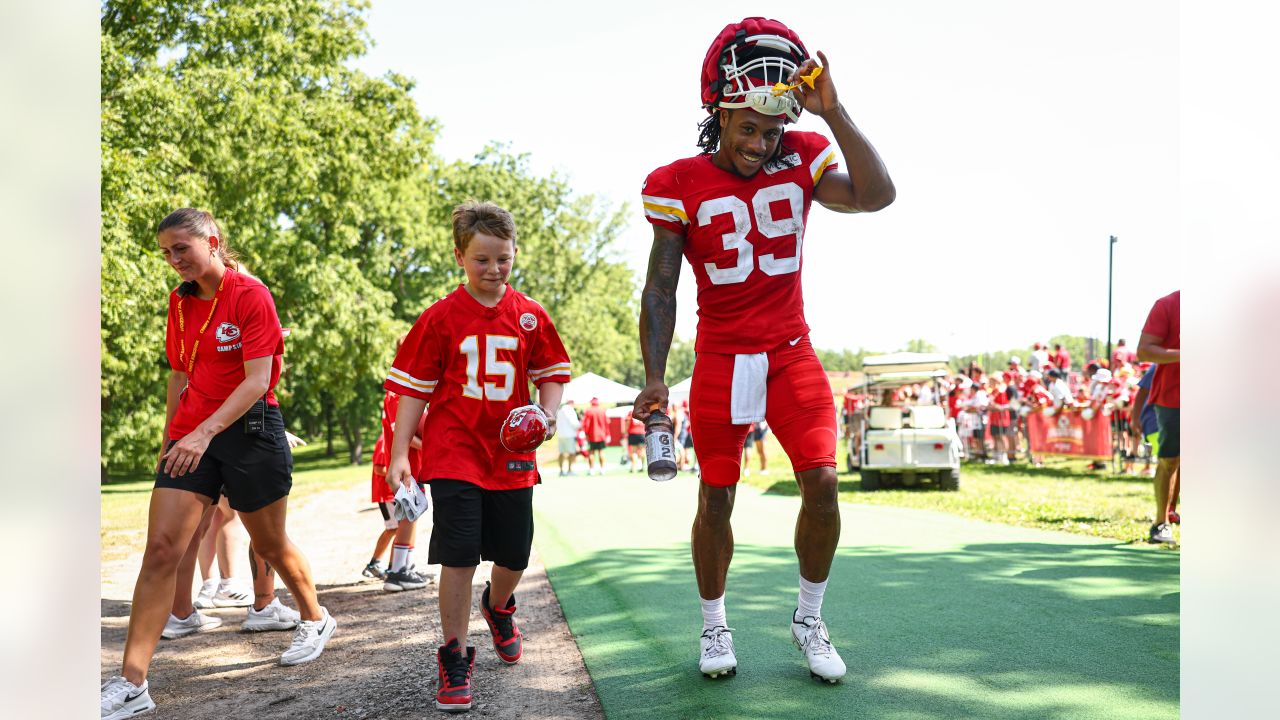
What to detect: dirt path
<box><xmin>101</xmin><ymin>479</ymin><xmax>605</xmax><ymax>719</ymax></box>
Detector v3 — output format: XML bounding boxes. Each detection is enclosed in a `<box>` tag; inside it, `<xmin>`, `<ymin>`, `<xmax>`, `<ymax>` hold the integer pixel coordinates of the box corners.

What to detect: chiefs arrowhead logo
<box><xmin>215</xmin><ymin>322</ymin><xmax>241</xmax><ymax>343</ymax></box>
<box><xmin>519</xmin><ymin>313</ymin><xmax>537</xmax><ymax>331</ymax></box>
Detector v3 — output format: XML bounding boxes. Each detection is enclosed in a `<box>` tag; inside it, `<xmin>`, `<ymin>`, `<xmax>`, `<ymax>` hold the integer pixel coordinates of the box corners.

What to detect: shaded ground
<box><xmin>101</xmin><ymin>478</ymin><xmax>604</xmax><ymax>719</ymax></box>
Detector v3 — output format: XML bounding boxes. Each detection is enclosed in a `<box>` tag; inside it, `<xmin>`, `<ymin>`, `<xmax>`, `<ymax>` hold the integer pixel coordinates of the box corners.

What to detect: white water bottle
<box><xmin>645</xmin><ymin>410</ymin><xmax>678</xmax><ymax>482</ymax></box>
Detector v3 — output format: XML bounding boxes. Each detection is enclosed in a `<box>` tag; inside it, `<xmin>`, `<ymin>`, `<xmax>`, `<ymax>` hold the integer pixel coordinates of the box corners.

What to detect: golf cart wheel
<box><xmin>940</xmin><ymin>469</ymin><xmax>960</xmax><ymax>491</ymax></box>
<box><xmin>860</xmin><ymin>469</ymin><xmax>881</xmax><ymax>491</ymax></box>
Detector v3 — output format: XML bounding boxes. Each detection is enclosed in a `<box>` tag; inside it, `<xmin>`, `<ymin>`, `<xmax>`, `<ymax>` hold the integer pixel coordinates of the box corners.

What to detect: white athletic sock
<box><xmin>797</xmin><ymin>576</ymin><xmax>827</xmax><ymax>619</ymax></box>
<box><xmin>390</xmin><ymin>544</ymin><xmax>412</xmax><ymax>573</ymax></box>
<box><xmin>701</xmin><ymin>594</ymin><xmax>727</xmax><ymax>630</ymax></box>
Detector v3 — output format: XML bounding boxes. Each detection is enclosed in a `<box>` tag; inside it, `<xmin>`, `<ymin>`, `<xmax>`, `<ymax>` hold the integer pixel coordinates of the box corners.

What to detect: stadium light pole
<box><xmin>1106</xmin><ymin>235</ymin><xmax>1117</xmax><ymax>362</ymax></box>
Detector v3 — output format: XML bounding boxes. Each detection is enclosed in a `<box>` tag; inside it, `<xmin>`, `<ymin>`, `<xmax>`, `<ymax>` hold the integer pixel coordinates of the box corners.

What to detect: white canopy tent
<box><xmin>560</xmin><ymin>372</ymin><xmax>641</xmax><ymax>406</ymax></box>
<box><xmin>668</xmin><ymin>377</ymin><xmax>692</xmax><ymax>406</ymax></box>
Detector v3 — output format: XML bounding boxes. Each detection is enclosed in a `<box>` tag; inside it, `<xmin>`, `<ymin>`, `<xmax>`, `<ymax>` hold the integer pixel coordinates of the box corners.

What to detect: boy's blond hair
<box><xmin>452</xmin><ymin>200</ymin><xmax>517</xmax><ymax>252</ymax></box>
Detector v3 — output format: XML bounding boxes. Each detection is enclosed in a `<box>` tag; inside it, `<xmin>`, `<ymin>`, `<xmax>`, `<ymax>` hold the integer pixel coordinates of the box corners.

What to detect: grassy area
<box><xmin>100</xmin><ymin>442</ymin><xmax>368</xmax><ymax>563</ymax></box>
<box><xmin>731</xmin><ymin>433</ymin><xmax>1177</xmax><ymax>547</ymax></box>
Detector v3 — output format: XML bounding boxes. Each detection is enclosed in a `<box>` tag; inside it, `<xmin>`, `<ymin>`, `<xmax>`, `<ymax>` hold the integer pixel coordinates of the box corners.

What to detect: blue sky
<box><xmin>352</xmin><ymin>0</ymin><xmax>1178</xmax><ymax>355</ymax></box>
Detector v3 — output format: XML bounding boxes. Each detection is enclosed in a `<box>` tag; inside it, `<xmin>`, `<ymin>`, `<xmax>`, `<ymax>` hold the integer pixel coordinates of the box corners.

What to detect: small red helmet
<box><xmin>500</xmin><ymin>405</ymin><xmax>549</xmax><ymax>453</ymax></box>
<box><xmin>701</xmin><ymin>17</ymin><xmax>810</xmax><ymax>122</ymax></box>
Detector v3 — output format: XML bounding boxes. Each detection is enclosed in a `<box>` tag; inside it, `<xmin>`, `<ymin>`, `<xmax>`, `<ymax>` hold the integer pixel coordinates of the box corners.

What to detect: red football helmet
<box><xmin>701</xmin><ymin>17</ymin><xmax>810</xmax><ymax>122</ymax></box>
<box><xmin>500</xmin><ymin>405</ymin><xmax>549</xmax><ymax>453</ymax></box>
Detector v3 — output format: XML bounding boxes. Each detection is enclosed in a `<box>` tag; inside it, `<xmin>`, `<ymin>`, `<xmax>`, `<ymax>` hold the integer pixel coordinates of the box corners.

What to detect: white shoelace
<box><xmin>100</xmin><ymin>677</ymin><xmax>136</xmax><ymax>708</ymax></box>
<box><xmin>288</xmin><ymin>617</ymin><xmax>322</xmax><ymax>651</ymax></box>
<box><xmin>796</xmin><ymin>616</ymin><xmax>835</xmax><ymax>657</ymax></box>
<box><xmin>701</xmin><ymin>626</ymin><xmax>735</xmax><ymax>658</ymax></box>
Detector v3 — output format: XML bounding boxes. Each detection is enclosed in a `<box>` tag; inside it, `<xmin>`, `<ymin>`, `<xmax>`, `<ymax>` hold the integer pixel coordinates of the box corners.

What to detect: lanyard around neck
<box><xmin>177</xmin><ymin>274</ymin><xmax>226</xmax><ymax>374</ymax></box>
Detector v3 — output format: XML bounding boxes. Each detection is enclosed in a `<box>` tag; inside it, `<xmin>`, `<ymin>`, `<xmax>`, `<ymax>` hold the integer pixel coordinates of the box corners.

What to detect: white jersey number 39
<box><xmin>698</xmin><ymin>182</ymin><xmax>804</xmax><ymax>285</ymax></box>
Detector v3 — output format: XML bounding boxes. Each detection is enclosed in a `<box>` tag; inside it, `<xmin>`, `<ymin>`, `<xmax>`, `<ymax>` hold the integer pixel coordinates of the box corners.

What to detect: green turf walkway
<box><xmin>533</xmin><ymin>470</ymin><xmax>1179</xmax><ymax>720</ymax></box>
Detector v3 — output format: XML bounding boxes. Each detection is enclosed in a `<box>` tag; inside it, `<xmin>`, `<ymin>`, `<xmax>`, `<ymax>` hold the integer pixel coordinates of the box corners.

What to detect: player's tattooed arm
<box><xmin>635</xmin><ymin>225</ymin><xmax>684</xmax><ymax>418</ymax></box>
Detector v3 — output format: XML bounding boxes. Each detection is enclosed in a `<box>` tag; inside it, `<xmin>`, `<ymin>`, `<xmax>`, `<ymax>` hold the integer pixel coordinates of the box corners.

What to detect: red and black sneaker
<box><xmin>435</xmin><ymin>638</ymin><xmax>476</xmax><ymax>712</ymax></box>
<box><xmin>480</xmin><ymin>581</ymin><xmax>523</xmax><ymax>664</ymax></box>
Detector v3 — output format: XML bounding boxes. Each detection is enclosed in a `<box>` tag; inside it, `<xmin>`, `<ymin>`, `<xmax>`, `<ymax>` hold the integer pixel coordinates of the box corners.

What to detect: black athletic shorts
<box><xmin>427</xmin><ymin>479</ymin><xmax>534</xmax><ymax>571</ymax></box>
<box><xmin>752</xmin><ymin>426</ymin><xmax>767</xmax><ymax>442</ymax></box>
<box><xmin>588</xmin><ymin>440</ymin><xmax>607</xmax><ymax>451</ymax></box>
<box><xmin>1154</xmin><ymin>405</ymin><xmax>1180</xmax><ymax>458</ymax></box>
<box><xmin>988</xmin><ymin>424</ymin><xmax>1009</xmax><ymax>437</ymax></box>
<box><xmin>742</xmin><ymin>431</ymin><xmax>755</xmax><ymax>448</ymax></box>
<box><xmin>627</xmin><ymin>433</ymin><xmax>645</xmax><ymax>447</ymax></box>
<box><xmin>154</xmin><ymin>405</ymin><xmax>292</xmax><ymax>513</ymax></box>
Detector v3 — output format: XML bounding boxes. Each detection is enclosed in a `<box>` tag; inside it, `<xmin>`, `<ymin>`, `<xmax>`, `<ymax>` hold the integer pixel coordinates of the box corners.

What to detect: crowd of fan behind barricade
<box><xmin>845</xmin><ymin>339</ymin><xmax>1159</xmax><ymax>474</ymax></box>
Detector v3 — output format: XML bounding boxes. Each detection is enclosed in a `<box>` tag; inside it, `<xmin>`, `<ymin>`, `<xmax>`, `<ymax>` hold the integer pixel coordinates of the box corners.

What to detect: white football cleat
<box><xmin>699</xmin><ymin>625</ymin><xmax>738</xmax><ymax>678</ymax></box>
<box><xmin>791</xmin><ymin>610</ymin><xmax>846</xmax><ymax>683</ymax></box>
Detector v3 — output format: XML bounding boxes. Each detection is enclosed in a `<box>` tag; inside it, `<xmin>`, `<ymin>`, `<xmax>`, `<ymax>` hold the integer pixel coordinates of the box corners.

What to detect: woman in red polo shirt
<box><xmin>101</xmin><ymin>209</ymin><xmax>336</xmax><ymax>720</ymax></box>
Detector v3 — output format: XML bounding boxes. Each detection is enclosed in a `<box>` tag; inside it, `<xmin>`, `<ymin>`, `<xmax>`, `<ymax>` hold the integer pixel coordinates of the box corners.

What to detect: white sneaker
<box><xmin>698</xmin><ymin>625</ymin><xmax>737</xmax><ymax>678</ymax></box>
<box><xmin>193</xmin><ymin>578</ymin><xmax>218</xmax><ymax>609</ymax></box>
<box><xmin>243</xmin><ymin>597</ymin><xmax>301</xmax><ymax>632</ymax></box>
<box><xmin>101</xmin><ymin>676</ymin><xmax>155</xmax><ymax>719</ymax></box>
<box><xmin>791</xmin><ymin>610</ymin><xmax>846</xmax><ymax>683</ymax></box>
<box><xmin>280</xmin><ymin>607</ymin><xmax>337</xmax><ymax>666</ymax></box>
<box><xmin>212</xmin><ymin>578</ymin><xmax>253</xmax><ymax>607</ymax></box>
<box><xmin>161</xmin><ymin>610</ymin><xmax>222</xmax><ymax>639</ymax></box>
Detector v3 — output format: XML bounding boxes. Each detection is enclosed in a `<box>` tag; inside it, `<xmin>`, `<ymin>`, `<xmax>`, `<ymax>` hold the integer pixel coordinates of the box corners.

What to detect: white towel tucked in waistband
<box><xmin>731</xmin><ymin>352</ymin><xmax>769</xmax><ymax>424</ymax></box>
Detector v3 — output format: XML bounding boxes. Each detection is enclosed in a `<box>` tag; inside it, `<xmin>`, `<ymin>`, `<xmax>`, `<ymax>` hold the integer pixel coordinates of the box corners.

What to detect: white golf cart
<box><xmin>854</xmin><ymin>353</ymin><xmax>962</xmax><ymax>491</ymax></box>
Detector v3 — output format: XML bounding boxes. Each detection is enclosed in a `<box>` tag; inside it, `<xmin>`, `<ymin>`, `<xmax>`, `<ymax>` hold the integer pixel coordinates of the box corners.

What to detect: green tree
<box><xmin>101</xmin><ymin>1</ymin><xmax>641</xmax><ymax>474</ymax></box>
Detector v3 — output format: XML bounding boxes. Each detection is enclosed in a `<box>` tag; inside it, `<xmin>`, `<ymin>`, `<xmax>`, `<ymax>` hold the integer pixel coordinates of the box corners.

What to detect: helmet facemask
<box><xmin>717</xmin><ymin>34</ymin><xmax>807</xmax><ymax>122</ymax></box>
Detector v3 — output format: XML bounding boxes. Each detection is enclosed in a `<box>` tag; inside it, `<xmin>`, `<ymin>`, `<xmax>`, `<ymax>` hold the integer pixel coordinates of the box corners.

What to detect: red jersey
<box><xmin>379</xmin><ymin>390</ymin><xmax>421</xmax><ymax>475</ymax></box>
<box><xmin>384</xmin><ymin>285</ymin><xmax>571</xmax><ymax>490</ymax></box>
<box><xmin>642</xmin><ymin>131</ymin><xmax>840</xmax><ymax>353</ymax></box>
<box><xmin>165</xmin><ymin>267</ymin><xmax>284</xmax><ymax>439</ymax></box>
<box><xmin>581</xmin><ymin>405</ymin><xmax>608</xmax><ymax>442</ymax></box>
<box><xmin>988</xmin><ymin>389</ymin><xmax>1011</xmax><ymax>426</ymax></box>
<box><xmin>1053</xmin><ymin>349</ymin><xmax>1071</xmax><ymax>369</ymax></box>
<box><xmin>1141</xmin><ymin>290</ymin><xmax>1180</xmax><ymax>408</ymax></box>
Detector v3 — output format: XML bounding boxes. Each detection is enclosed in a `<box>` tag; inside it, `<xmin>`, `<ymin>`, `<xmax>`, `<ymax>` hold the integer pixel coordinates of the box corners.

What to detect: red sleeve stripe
<box><xmin>386</xmin><ymin>367</ymin><xmax>437</xmax><ymax>393</ymax></box>
<box><xmin>529</xmin><ymin>363</ymin><xmax>572</xmax><ymax>381</ymax></box>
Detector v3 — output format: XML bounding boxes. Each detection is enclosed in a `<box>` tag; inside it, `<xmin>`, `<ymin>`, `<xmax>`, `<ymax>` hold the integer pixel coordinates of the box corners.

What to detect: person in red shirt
<box><xmin>1138</xmin><ymin>290</ymin><xmax>1180</xmax><ymax>544</ymax></box>
<box><xmin>580</xmin><ymin>397</ymin><xmax>609</xmax><ymax>475</ymax></box>
<box><xmin>632</xmin><ymin>18</ymin><xmax>894</xmax><ymax>683</ymax></box>
<box><xmin>1052</xmin><ymin>343</ymin><xmax>1071</xmax><ymax>372</ymax></box>
<box><xmin>1112</xmin><ymin>338</ymin><xmax>1137</xmax><ymax>368</ymax></box>
<box><xmin>384</xmin><ymin>201</ymin><xmax>569</xmax><ymax>713</ymax></box>
<box><xmin>102</xmin><ymin>210</ymin><xmax>334</xmax><ymax>720</ymax></box>
<box><xmin>623</xmin><ymin>410</ymin><xmax>646</xmax><ymax>472</ymax></box>
<box><xmin>986</xmin><ymin>377</ymin><xmax>1013</xmax><ymax>465</ymax></box>
<box><xmin>363</xmin><ymin>387</ymin><xmax>431</xmax><ymax>592</ymax></box>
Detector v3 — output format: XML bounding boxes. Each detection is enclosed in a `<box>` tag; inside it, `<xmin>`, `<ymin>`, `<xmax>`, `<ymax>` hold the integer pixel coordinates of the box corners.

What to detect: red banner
<box><xmin>1026</xmin><ymin>410</ymin><xmax>1113</xmax><ymax>459</ymax></box>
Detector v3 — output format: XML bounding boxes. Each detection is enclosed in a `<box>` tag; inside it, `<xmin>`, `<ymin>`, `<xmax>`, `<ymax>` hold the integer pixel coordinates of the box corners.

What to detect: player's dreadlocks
<box><xmin>696</xmin><ymin>110</ymin><xmax>792</xmax><ymax>163</ymax></box>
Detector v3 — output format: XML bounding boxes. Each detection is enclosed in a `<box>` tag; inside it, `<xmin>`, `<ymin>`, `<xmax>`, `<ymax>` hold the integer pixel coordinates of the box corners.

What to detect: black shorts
<box><xmin>427</xmin><ymin>479</ymin><xmax>534</xmax><ymax>571</ymax></box>
<box><xmin>971</xmin><ymin>421</ymin><xmax>986</xmax><ymax>440</ymax></box>
<box><xmin>752</xmin><ymin>426</ymin><xmax>767</xmax><ymax>442</ymax></box>
<box><xmin>1154</xmin><ymin>405</ymin><xmax>1180</xmax><ymax>458</ymax></box>
<box><xmin>588</xmin><ymin>440</ymin><xmax>607</xmax><ymax>451</ymax></box>
<box><xmin>988</xmin><ymin>424</ymin><xmax>1009</xmax><ymax>437</ymax></box>
<box><xmin>627</xmin><ymin>433</ymin><xmax>645</xmax><ymax>447</ymax></box>
<box><xmin>742</xmin><ymin>431</ymin><xmax>755</xmax><ymax>448</ymax></box>
<box><xmin>154</xmin><ymin>405</ymin><xmax>293</xmax><ymax>513</ymax></box>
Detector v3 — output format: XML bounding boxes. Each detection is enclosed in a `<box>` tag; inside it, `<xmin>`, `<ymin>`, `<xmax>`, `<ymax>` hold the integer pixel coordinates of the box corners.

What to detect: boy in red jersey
<box><xmin>384</xmin><ymin>201</ymin><xmax>569</xmax><ymax>713</ymax></box>
<box><xmin>632</xmin><ymin>18</ymin><xmax>894</xmax><ymax>683</ymax></box>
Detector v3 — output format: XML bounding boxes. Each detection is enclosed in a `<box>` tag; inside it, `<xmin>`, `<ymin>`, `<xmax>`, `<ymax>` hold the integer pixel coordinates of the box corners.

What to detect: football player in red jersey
<box><xmin>632</xmin><ymin>18</ymin><xmax>895</xmax><ymax>683</ymax></box>
<box><xmin>384</xmin><ymin>201</ymin><xmax>569</xmax><ymax>713</ymax></box>
<box><xmin>364</xmin><ymin>387</ymin><xmax>432</xmax><ymax>592</ymax></box>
